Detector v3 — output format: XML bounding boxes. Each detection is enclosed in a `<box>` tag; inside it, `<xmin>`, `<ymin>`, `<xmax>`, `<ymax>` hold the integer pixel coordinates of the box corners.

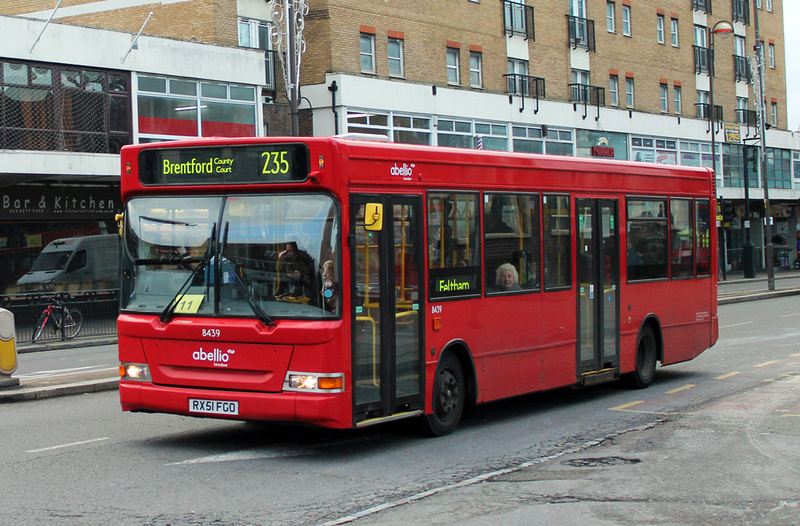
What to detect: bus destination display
<box><xmin>138</xmin><ymin>144</ymin><xmax>310</xmax><ymax>185</ymax></box>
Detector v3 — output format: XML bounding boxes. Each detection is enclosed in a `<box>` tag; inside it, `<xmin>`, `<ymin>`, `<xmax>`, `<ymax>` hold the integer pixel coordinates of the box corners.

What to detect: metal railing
<box><xmin>2</xmin><ymin>291</ymin><xmax>119</xmax><ymax>344</ymax></box>
<box><xmin>734</xmin><ymin>55</ymin><xmax>750</xmax><ymax>82</ymax></box>
<box><xmin>566</xmin><ymin>15</ymin><xmax>595</xmax><ymax>52</ymax></box>
<box><xmin>504</xmin><ymin>74</ymin><xmax>545</xmax><ymax>113</ymax></box>
<box><xmin>692</xmin><ymin>0</ymin><xmax>712</xmax><ymax>14</ymax></box>
<box><xmin>694</xmin><ymin>45</ymin><xmax>710</xmax><ymax>74</ymax></box>
<box><xmin>503</xmin><ymin>1</ymin><xmax>535</xmax><ymax>40</ymax></box>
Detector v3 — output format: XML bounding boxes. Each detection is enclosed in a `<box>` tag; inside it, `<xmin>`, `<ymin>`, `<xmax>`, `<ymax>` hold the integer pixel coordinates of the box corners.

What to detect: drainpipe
<box><xmin>328</xmin><ymin>81</ymin><xmax>339</xmax><ymax>135</ymax></box>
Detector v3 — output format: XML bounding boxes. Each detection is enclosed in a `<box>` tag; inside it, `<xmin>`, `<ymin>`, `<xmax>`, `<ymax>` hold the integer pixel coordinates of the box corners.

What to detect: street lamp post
<box><xmin>752</xmin><ymin>5</ymin><xmax>775</xmax><ymax>291</ymax></box>
<box><xmin>708</xmin><ymin>20</ymin><xmax>733</xmax><ymax>280</ymax></box>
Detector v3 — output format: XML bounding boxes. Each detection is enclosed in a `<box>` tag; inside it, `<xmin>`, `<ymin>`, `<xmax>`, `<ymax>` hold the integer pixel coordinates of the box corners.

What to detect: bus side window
<box><xmin>427</xmin><ymin>192</ymin><xmax>481</xmax><ymax>299</ymax></box>
<box><xmin>627</xmin><ymin>198</ymin><xmax>669</xmax><ymax>281</ymax></box>
<box><xmin>484</xmin><ymin>193</ymin><xmax>540</xmax><ymax>293</ymax></box>
<box><xmin>542</xmin><ymin>194</ymin><xmax>571</xmax><ymax>290</ymax></box>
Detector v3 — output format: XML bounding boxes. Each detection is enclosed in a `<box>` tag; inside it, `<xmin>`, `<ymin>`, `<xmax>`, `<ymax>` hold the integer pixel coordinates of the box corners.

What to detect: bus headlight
<box><xmin>120</xmin><ymin>363</ymin><xmax>151</xmax><ymax>381</ymax></box>
<box><xmin>284</xmin><ymin>372</ymin><xmax>344</xmax><ymax>392</ymax></box>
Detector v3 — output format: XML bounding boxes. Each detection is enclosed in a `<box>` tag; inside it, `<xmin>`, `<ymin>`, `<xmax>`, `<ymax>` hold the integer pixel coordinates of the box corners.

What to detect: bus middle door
<box><xmin>576</xmin><ymin>198</ymin><xmax>620</xmax><ymax>384</ymax></box>
<box><xmin>351</xmin><ymin>195</ymin><xmax>425</xmax><ymax>426</ymax></box>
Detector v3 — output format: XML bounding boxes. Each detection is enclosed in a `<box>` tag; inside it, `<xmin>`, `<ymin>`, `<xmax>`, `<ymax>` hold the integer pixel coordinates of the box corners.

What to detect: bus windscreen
<box><xmin>138</xmin><ymin>143</ymin><xmax>310</xmax><ymax>185</ymax></box>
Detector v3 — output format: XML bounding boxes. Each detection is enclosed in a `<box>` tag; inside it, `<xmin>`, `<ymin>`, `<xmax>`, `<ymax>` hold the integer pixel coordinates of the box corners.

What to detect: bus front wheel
<box><xmin>628</xmin><ymin>326</ymin><xmax>657</xmax><ymax>389</ymax></box>
<box><xmin>422</xmin><ymin>353</ymin><xmax>465</xmax><ymax>437</ymax></box>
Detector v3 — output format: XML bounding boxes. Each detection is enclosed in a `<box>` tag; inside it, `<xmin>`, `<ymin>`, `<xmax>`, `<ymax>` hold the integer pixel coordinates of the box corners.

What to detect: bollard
<box><xmin>0</xmin><ymin>308</ymin><xmax>20</xmax><ymax>388</ymax></box>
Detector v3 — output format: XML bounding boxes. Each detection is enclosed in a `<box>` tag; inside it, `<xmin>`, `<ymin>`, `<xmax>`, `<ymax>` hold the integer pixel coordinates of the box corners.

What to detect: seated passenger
<box><xmin>495</xmin><ymin>263</ymin><xmax>521</xmax><ymax>291</ymax></box>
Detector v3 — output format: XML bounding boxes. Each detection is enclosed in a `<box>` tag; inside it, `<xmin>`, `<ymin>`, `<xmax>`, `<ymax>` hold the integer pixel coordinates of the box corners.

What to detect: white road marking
<box><xmin>27</xmin><ymin>437</ymin><xmax>110</xmax><ymax>454</ymax></box>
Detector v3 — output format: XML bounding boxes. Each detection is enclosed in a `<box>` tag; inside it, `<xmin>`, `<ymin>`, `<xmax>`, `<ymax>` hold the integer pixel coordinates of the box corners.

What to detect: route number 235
<box><xmin>261</xmin><ymin>151</ymin><xmax>289</xmax><ymax>175</ymax></box>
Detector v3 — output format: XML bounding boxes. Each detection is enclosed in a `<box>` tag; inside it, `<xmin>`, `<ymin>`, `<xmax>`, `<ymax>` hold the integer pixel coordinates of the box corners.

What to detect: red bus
<box><xmin>117</xmin><ymin>136</ymin><xmax>718</xmax><ymax>435</ymax></box>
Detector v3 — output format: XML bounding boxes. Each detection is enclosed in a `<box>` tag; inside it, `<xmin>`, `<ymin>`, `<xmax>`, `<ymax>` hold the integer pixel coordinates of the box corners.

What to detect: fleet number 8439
<box><xmin>202</xmin><ymin>328</ymin><xmax>221</xmax><ymax>338</ymax></box>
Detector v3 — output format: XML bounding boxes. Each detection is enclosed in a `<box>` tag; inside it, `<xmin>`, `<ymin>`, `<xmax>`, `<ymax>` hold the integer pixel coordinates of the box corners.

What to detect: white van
<box><xmin>17</xmin><ymin>234</ymin><xmax>121</xmax><ymax>293</ymax></box>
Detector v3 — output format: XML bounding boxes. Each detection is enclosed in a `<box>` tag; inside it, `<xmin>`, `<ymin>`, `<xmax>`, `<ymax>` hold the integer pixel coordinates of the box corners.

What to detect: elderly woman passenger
<box><xmin>495</xmin><ymin>263</ymin><xmax>521</xmax><ymax>291</ymax></box>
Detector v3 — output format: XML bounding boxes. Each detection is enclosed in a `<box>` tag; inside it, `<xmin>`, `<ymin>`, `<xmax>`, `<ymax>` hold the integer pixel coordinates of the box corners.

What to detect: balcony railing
<box><xmin>732</xmin><ymin>0</ymin><xmax>750</xmax><ymax>24</ymax></box>
<box><xmin>692</xmin><ymin>0</ymin><xmax>712</xmax><ymax>14</ymax></box>
<box><xmin>569</xmin><ymin>83</ymin><xmax>605</xmax><ymax>120</ymax></box>
<box><xmin>505</xmin><ymin>73</ymin><xmax>546</xmax><ymax>113</ymax></box>
<box><xmin>694</xmin><ymin>45</ymin><xmax>710</xmax><ymax>74</ymax></box>
<box><xmin>503</xmin><ymin>0</ymin><xmax>535</xmax><ymax>40</ymax></box>
<box><xmin>566</xmin><ymin>15</ymin><xmax>595</xmax><ymax>52</ymax></box>
<box><xmin>265</xmin><ymin>50</ymin><xmax>279</xmax><ymax>92</ymax></box>
<box><xmin>736</xmin><ymin>108</ymin><xmax>757</xmax><ymax>126</ymax></box>
<box><xmin>696</xmin><ymin>102</ymin><xmax>723</xmax><ymax>122</ymax></box>
<box><xmin>734</xmin><ymin>55</ymin><xmax>750</xmax><ymax>82</ymax></box>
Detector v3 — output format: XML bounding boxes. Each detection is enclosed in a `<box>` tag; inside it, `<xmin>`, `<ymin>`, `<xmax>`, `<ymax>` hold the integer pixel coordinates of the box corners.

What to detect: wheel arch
<box><xmin>438</xmin><ymin>339</ymin><xmax>478</xmax><ymax>407</ymax></box>
<box><xmin>638</xmin><ymin>314</ymin><xmax>664</xmax><ymax>363</ymax></box>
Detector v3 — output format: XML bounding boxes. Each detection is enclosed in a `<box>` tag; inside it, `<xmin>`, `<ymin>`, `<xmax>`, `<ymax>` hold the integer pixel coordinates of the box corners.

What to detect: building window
<box><xmin>657</xmin><ymin>15</ymin><xmax>665</xmax><ymax>44</ymax></box>
<box><xmin>736</xmin><ymin>97</ymin><xmax>749</xmax><ymax>123</ymax></box>
<box><xmin>470</xmin><ymin>51</ymin><xmax>483</xmax><ymax>88</ymax></box>
<box><xmin>512</xmin><ymin>125</ymin><xmax>573</xmax><ymax>155</ymax></box>
<box><xmin>0</xmin><ymin>61</ymin><xmax>132</xmax><ymax>153</ymax></box>
<box><xmin>360</xmin><ymin>33</ymin><xmax>376</xmax><ymax>74</ymax></box>
<box><xmin>771</xmin><ymin>102</ymin><xmax>778</xmax><ymax>126</ymax></box>
<box><xmin>766</xmin><ymin>148</ymin><xmax>791</xmax><ymax>189</ymax></box>
<box><xmin>606</xmin><ymin>1</ymin><xmax>615</xmax><ymax>33</ymax></box>
<box><xmin>392</xmin><ymin>114</ymin><xmax>432</xmax><ymax>145</ymax></box>
<box><xmin>622</xmin><ymin>5</ymin><xmax>631</xmax><ymax>36</ymax></box>
<box><xmin>766</xmin><ymin>0</ymin><xmax>772</xmax><ymax>12</ymax></box>
<box><xmin>671</xmin><ymin>18</ymin><xmax>679</xmax><ymax>47</ymax></box>
<box><xmin>609</xmin><ymin>74</ymin><xmax>619</xmax><ymax>106</ymax></box>
<box><xmin>446</xmin><ymin>47</ymin><xmax>460</xmax><ymax>85</ymax></box>
<box><xmin>768</xmin><ymin>43</ymin><xmax>775</xmax><ymax>68</ymax></box>
<box><xmin>674</xmin><ymin>85</ymin><xmax>682</xmax><ymax>114</ymax></box>
<box><xmin>696</xmin><ymin>90</ymin><xmax>709</xmax><ymax>119</ymax></box>
<box><xmin>388</xmin><ymin>37</ymin><xmax>404</xmax><ymax>77</ymax></box>
<box><xmin>507</xmin><ymin>58</ymin><xmax>529</xmax><ymax>95</ymax></box>
<box><xmin>632</xmin><ymin>137</ymin><xmax>678</xmax><ymax>164</ymax></box>
<box><xmin>138</xmin><ymin>75</ymin><xmax>256</xmax><ymax>140</ymax></box>
<box><xmin>238</xmin><ymin>18</ymin><xmax>271</xmax><ymax>51</ymax></box>
<box><xmin>346</xmin><ymin>110</ymin><xmax>389</xmax><ymax>137</ymax></box>
<box><xmin>625</xmin><ymin>77</ymin><xmax>634</xmax><ymax>107</ymax></box>
<box><xmin>660</xmin><ymin>83</ymin><xmax>668</xmax><ymax>112</ymax></box>
<box><xmin>504</xmin><ymin>0</ymin><xmax>532</xmax><ymax>38</ymax></box>
<box><xmin>475</xmin><ymin>121</ymin><xmax>508</xmax><ymax>151</ymax></box>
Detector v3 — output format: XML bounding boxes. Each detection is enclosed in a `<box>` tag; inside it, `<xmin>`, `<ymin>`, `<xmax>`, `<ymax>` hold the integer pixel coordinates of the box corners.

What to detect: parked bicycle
<box><xmin>32</xmin><ymin>299</ymin><xmax>83</xmax><ymax>342</ymax></box>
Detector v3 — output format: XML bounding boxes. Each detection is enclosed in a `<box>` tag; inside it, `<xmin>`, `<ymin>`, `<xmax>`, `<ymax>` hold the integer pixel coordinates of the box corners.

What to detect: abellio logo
<box><xmin>192</xmin><ymin>347</ymin><xmax>235</xmax><ymax>368</ymax></box>
<box><xmin>390</xmin><ymin>163</ymin><xmax>414</xmax><ymax>181</ymax></box>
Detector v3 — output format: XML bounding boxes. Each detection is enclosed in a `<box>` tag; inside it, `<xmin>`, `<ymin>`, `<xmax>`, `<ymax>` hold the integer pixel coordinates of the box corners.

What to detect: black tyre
<box><xmin>422</xmin><ymin>352</ymin><xmax>465</xmax><ymax>437</ymax></box>
<box><xmin>62</xmin><ymin>308</ymin><xmax>83</xmax><ymax>339</ymax></box>
<box><xmin>628</xmin><ymin>325</ymin><xmax>657</xmax><ymax>389</ymax></box>
<box><xmin>32</xmin><ymin>312</ymin><xmax>50</xmax><ymax>343</ymax></box>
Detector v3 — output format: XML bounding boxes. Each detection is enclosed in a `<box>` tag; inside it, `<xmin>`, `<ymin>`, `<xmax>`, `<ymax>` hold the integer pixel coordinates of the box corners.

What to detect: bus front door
<box><xmin>351</xmin><ymin>195</ymin><xmax>425</xmax><ymax>426</ymax></box>
<box><xmin>576</xmin><ymin>199</ymin><xmax>620</xmax><ymax>382</ymax></box>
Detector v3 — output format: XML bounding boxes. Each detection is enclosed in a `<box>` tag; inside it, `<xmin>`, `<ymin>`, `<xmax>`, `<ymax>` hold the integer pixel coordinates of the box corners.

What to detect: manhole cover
<box><xmin>562</xmin><ymin>456</ymin><xmax>641</xmax><ymax>468</ymax></box>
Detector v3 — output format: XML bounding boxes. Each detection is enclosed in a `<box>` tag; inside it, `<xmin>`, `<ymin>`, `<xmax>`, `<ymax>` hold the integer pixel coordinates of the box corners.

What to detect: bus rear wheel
<box><xmin>422</xmin><ymin>353</ymin><xmax>465</xmax><ymax>437</ymax></box>
<box><xmin>628</xmin><ymin>325</ymin><xmax>657</xmax><ymax>389</ymax></box>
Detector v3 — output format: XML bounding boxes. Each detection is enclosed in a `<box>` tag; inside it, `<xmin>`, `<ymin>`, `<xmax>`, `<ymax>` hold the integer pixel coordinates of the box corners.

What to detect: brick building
<box><xmin>1</xmin><ymin>0</ymin><xmax>798</xmax><ymax>287</ymax></box>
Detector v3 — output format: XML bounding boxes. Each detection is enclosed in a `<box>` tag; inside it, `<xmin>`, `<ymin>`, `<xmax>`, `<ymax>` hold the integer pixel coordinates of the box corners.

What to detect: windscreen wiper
<box><xmin>219</xmin><ymin>222</ymin><xmax>274</xmax><ymax>327</ymax></box>
<box><xmin>159</xmin><ymin>223</ymin><xmax>216</xmax><ymax>323</ymax></box>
